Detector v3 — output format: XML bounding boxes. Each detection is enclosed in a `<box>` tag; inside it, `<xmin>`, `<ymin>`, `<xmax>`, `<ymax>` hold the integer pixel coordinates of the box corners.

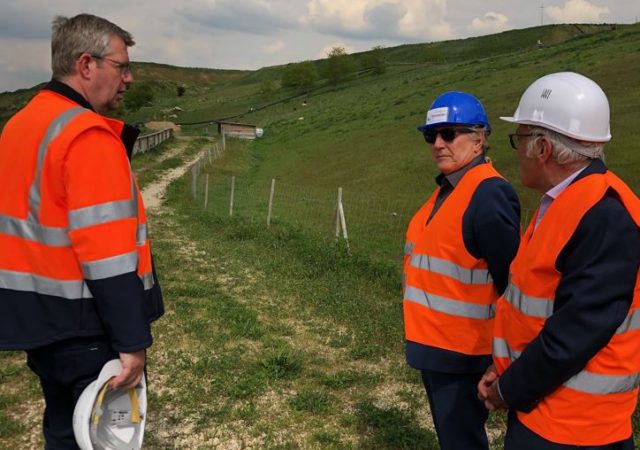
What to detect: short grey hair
<box><xmin>526</xmin><ymin>126</ymin><xmax>604</xmax><ymax>165</ymax></box>
<box><xmin>471</xmin><ymin>128</ymin><xmax>490</xmax><ymax>154</ymax></box>
<box><xmin>51</xmin><ymin>13</ymin><xmax>134</xmax><ymax>78</ymax></box>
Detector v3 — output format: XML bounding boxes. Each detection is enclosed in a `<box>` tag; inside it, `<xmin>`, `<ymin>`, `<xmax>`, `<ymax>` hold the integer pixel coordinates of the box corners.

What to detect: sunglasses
<box><xmin>508</xmin><ymin>133</ymin><xmax>544</xmax><ymax>150</ymax></box>
<box><xmin>423</xmin><ymin>127</ymin><xmax>479</xmax><ymax>144</ymax></box>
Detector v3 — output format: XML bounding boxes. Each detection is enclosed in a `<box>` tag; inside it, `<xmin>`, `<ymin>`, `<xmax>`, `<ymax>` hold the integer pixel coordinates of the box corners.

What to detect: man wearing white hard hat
<box><xmin>478</xmin><ymin>72</ymin><xmax>640</xmax><ymax>449</ymax></box>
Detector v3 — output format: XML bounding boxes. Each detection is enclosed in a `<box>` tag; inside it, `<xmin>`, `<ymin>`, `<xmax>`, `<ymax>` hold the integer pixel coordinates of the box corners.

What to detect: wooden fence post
<box><xmin>204</xmin><ymin>174</ymin><xmax>209</xmax><ymax>209</ymax></box>
<box><xmin>267</xmin><ymin>178</ymin><xmax>276</xmax><ymax>227</ymax></box>
<box><xmin>335</xmin><ymin>187</ymin><xmax>343</xmax><ymax>238</ymax></box>
<box><xmin>191</xmin><ymin>165</ymin><xmax>197</xmax><ymax>200</ymax></box>
<box><xmin>335</xmin><ymin>187</ymin><xmax>350</xmax><ymax>253</ymax></box>
<box><xmin>229</xmin><ymin>176</ymin><xmax>235</xmax><ymax>217</ymax></box>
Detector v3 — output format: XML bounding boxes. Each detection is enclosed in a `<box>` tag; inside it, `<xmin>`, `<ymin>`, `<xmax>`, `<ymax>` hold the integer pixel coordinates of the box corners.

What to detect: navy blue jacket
<box><xmin>407</xmin><ymin>157</ymin><xmax>521</xmax><ymax>373</ymax></box>
<box><xmin>498</xmin><ymin>160</ymin><xmax>640</xmax><ymax>411</ymax></box>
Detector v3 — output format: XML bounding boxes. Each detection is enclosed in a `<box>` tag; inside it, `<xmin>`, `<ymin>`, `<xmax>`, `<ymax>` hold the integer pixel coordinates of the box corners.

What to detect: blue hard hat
<box><xmin>417</xmin><ymin>91</ymin><xmax>491</xmax><ymax>134</ymax></box>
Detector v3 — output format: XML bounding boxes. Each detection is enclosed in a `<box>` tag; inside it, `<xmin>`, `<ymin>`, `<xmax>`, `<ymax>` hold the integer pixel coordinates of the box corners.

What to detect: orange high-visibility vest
<box><xmin>0</xmin><ymin>89</ymin><xmax>156</xmax><ymax>346</ymax></box>
<box><xmin>404</xmin><ymin>163</ymin><xmax>503</xmax><ymax>355</ymax></box>
<box><xmin>493</xmin><ymin>171</ymin><xmax>640</xmax><ymax>445</ymax></box>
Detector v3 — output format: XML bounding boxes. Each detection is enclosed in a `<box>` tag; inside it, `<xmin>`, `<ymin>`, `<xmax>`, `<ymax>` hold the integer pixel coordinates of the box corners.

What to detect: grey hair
<box><xmin>526</xmin><ymin>126</ymin><xmax>604</xmax><ymax>165</ymax></box>
<box><xmin>471</xmin><ymin>128</ymin><xmax>490</xmax><ymax>154</ymax></box>
<box><xmin>51</xmin><ymin>13</ymin><xmax>134</xmax><ymax>78</ymax></box>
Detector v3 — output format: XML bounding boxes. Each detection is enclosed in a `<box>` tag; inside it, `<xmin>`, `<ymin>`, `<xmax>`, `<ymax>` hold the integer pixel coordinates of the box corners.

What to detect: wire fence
<box><xmin>182</xmin><ymin>142</ymin><xmax>534</xmax><ymax>263</ymax></box>
<box><xmin>183</xmin><ymin>150</ymin><xmax>420</xmax><ymax>262</ymax></box>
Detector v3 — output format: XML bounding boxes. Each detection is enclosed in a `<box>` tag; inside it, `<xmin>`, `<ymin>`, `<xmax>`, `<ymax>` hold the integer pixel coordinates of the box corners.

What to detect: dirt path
<box><xmin>141</xmin><ymin>135</ymin><xmax>211</xmax><ymax>210</ymax></box>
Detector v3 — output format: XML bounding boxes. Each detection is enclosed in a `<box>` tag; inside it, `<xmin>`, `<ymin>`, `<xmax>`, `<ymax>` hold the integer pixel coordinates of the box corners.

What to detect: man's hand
<box><xmin>477</xmin><ymin>364</ymin><xmax>507</xmax><ymax>411</ymax></box>
<box><xmin>111</xmin><ymin>350</ymin><xmax>145</xmax><ymax>390</ymax></box>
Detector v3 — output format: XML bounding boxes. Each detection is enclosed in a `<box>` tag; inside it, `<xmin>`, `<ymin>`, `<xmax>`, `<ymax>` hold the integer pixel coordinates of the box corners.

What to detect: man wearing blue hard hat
<box><xmin>403</xmin><ymin>91</ymin><xmax>520</xmax><ymax>449</ymax></box>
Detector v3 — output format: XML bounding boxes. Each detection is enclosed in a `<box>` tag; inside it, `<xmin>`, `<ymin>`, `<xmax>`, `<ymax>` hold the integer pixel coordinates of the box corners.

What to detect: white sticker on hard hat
<box><xmin>426</xmin><ymin>107</ymin><xmax>449</xmax><ymax>125</ymax></box>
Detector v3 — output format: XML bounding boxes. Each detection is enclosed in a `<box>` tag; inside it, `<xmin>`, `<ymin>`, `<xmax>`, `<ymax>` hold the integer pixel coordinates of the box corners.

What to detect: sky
<box><xmin>1</xmin><ymin>0</ymin><xmax>638</xmax><ymax>92</ymax></box>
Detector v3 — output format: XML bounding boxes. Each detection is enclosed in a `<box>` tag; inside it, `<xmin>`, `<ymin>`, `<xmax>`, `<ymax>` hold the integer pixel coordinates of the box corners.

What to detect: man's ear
<box><xmin>473</xmin><ymin>135</ymin><xmax>485</xmax><ymax>154</ymax></box>
<box><xmin>536</xmin><ymin>135</ymin><xmax>553</xmax><ymax>162</ymax></box>
<box><xmin>76</xmin><ymin>53</ymin><xmax>94</xmax><ymax>80</ymax></box>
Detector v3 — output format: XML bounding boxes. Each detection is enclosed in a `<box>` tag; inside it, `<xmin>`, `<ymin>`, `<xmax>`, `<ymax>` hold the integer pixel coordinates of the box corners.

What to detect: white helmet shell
<box><xmin>73</xmin><ymin>359</ymin><xmax>147</xmax><ymax>450</ymax></box>
<box><xmin>500</xmin><ymin>72</ymin><xmax>611</xmax><ymax>142</ymax></box>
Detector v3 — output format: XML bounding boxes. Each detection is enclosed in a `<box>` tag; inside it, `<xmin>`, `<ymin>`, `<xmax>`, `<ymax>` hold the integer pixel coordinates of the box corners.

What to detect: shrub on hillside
<box><xmin>361</xmin><ymin>45</ymin><xmax>387</xmax><ymax>75</ymax></box>
<box><xmin>282</xmin><ymin>61</ymin><xmax>318</xmax><ymax>92</ymax></box>
<box><xmin>325</xmin><ymin>46</ymin><xmax>356</xmax><ymax>86</ymax></box>
<box><xmin>125</xmin><ymin>82</ymin><xmax>154</xmax><ymax>111</ymax></box>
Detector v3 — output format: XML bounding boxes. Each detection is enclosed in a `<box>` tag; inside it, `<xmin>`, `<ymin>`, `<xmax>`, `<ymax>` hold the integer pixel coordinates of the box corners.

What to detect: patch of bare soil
<box><xmin>141</xmin><ymin>141</ymin><xmax>207</xmax><ymax>210</ymax></box>
<box><xmin>145</xmin><ymin>121</ymin><xmax>180</xmax><ymax>132</ymax></box>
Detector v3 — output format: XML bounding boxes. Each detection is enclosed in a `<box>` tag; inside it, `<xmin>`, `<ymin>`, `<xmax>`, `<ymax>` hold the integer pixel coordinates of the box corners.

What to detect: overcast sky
<box><xmin>1</xmin><ymin>0</ymin><xmax>637</xmax><ymax>92</ymax></box>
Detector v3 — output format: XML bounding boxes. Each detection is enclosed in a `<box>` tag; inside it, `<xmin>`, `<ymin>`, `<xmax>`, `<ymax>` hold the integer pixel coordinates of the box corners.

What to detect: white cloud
<box><xmin>470</xmin><ymin>12</ymin><xmax>510</xmax><ymax>34</ymax></box>
<box><xmin>546</xmin><ymin>0</ymin><xmax>610</xmax><ymax>23</ymax></box>
<box><xmin>0</xmin><ymin>0</ymin><xmax>637</xmax><ymax>92</ymax></box>
<box><xmin>0</xmin><ymin>37</ymin><xmax>50</xmax><ymax>92</ymax></box>
<box><xmin>264</xmin><ymin>40</ymin><xmax>285</xmax><ymax>54</ymax></box>
<box><xmin>301</xmin><ymin>0</ymin><xmax>452</xmax><ymax>41</ymax></box>
<box><xmin>180</xmin><ymin>0</ymin><xmax>297</xmax><ymax>35</ymax></box>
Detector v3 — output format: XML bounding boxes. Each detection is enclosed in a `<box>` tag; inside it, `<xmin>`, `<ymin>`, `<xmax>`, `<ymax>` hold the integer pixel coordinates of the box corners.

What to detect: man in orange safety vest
<box><xmin>478</xmin><ymin>72</ymin><xmax>640</xmax><ymax>449</ymax></box>
<box><xmin>0</xmin><ymin>14</ymin><xmax>163</xmax><ymax>449</ymax></box>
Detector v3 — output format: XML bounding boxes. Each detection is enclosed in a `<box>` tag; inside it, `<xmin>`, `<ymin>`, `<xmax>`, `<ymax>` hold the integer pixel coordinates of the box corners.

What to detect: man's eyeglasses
<box><xmin>423</xmin><ymin>127</ymin><xmax>479</xmax><ymax>144</ymax></box>
<box><xmin>92</xmin><ymin>55</ymin><xmax>131</xmax><ymax>76</ymax></box>
<box><xmin>508</xmin><ymin>133</ymin><xmax>543</xmax><ymax>150</ymax></box>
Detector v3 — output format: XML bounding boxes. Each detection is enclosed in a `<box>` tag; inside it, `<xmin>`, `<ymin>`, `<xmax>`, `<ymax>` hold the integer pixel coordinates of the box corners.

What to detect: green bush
<box><xmin>124</xmin><ymin>81</ymin><xmax>154</xmax><ymax>111</ymax></box>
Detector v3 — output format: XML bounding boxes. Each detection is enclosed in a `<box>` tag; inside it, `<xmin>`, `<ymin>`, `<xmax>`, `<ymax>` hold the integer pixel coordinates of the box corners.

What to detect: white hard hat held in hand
<box><xmin>500</xmin><ymin>71</ymin><xmax>611</xmax><ymax>143</ymax></box>
<box><xmin>73</xmin><ymin>359</ymin><xmax>147</xmax><ymax>450</ymax></box>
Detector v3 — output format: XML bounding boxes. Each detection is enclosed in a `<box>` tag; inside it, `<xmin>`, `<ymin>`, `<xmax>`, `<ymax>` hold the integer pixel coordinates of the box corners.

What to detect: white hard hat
<box><xmin>500</xmin><ymin>72</ymin><xmax>611</xmax><ymax>142</ymax></box>
<box><xmin>73</xmin><ymin>359</ymin><xmax>147</xmax><ymax>450</ymax></box>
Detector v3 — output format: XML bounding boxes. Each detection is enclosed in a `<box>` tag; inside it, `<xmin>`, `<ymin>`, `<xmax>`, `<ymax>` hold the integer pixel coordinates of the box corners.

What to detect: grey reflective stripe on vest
<box><xmin>503</xmin><ymin>282</ymin><xmax>553</xmax><ymax>319</ymax></box>
<box><xmin>68</xmin><ymin>199</ymin><xmax>137</xmax><ymax>230</ymax></box>
<box><xmin>28</xmin><ymin>107</ymin><xmax>87</xmax><ymax>222</ymax></box>
<box><xmin>616</xmin><ymin>309</ymin><xmax>640</xmax><ymax>334</ymax></box>
<box><xmin>404</xmin><ymin>284</ymin><xmax>495</xmax><ymax>320</ymax></box>
<box><xmin>410</xmin><ymin>253</ymin><xmax>493</xmax><ymax>285</ymax></box>
<box><xmin>493</xmin><ymin>337</ymin><xmax>639</xmax><ymax>395</ymax></box>
<box><xmin>137</xmin><ymin>223</ymin><xmax>148</xmax><ymax>245</ymax></box>
<box><xmin>81</xmin><ymin>251</ymin><xmax>139</xmax><ymax>280</ymax></box>
<box><xmin>492</xmin><ymin>337</ymin><xmax>521</xmax><ymax>359</ymax></box>
<box><xmin>0</xmin><ymin>213</ymin><xmax>70</xmax><ymax>246</ymax></box>
<box><xmin>0</xmin><ymin>268</ymin><xmax>92</xmax><ymax>299</ymax></box>
<box><xmin>564</xmin><ymin>371</ymin><xmax>640</xmax><ymax>395</ymax></box>
<box><xmin>141</xmin><ymin>271</ymin><xmax>154</xmax><ymax>290</ymax></box>
<box><xmin>405</xmin><ymin>241</ymin><xmax>415</xmax><ymax>256</ymax></box>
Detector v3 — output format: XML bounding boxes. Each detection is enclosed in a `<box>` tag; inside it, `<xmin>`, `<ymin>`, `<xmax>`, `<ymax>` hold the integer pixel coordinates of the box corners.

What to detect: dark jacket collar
<box><xmin>44</xmin><ymin>79</ymin><xmax>95</xmax><ymax>111</ymax></box>
<box><xmin>573</xmin><ymin>158</ymin><xmax>607</xmax><ymax>184</ymax></box>
<box><xmin>435</xmin><ymin>155</ymin><xmax>486</xmax><ymax>188</ymax></box>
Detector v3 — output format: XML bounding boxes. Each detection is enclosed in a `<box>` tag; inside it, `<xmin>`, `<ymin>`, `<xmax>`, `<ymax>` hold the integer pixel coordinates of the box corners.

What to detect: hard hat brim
<box><xmin>499</xmin><ymin>116</ymin><xmax>611</xmax><ymax>142</ymax></box>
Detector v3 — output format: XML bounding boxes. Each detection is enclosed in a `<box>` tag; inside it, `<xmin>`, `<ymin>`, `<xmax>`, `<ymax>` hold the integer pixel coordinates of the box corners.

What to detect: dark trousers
<box><xmin>421</xmin><ymin>370</ymin><xmax>489</xmax><ymax>450</ymax></box>
<box><xmin>26</xmin><ymin>336</ymin><xmax>118</xmax><ymax>450</ymax></box>
<box><xmin>505</xmin><ymin>412</ymin><xmax>635</xmax><ymax>450</ymax></box>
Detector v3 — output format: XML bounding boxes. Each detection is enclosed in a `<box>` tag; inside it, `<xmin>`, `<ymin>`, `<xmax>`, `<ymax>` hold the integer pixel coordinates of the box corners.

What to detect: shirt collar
<box><xmin>543</xmin><ymin>165</ymin><xmax>589</xmax><ymax>200</ymax></box>
<box><xmin>435</xmin><ymin>155</ymin><xmax>486</xmax><ymax>188</ymax></box>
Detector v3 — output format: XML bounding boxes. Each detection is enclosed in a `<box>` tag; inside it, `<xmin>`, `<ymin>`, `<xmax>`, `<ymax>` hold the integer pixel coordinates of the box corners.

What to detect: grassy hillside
<box><xmin>1</xmin><ymin>22</ymin><xmax>638</xmax><ymax>251</ymax></box>
<box><xmin>168</xmin><ymin>22</ymin><xmax>640</xmax><ymax>262</ymax></box>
